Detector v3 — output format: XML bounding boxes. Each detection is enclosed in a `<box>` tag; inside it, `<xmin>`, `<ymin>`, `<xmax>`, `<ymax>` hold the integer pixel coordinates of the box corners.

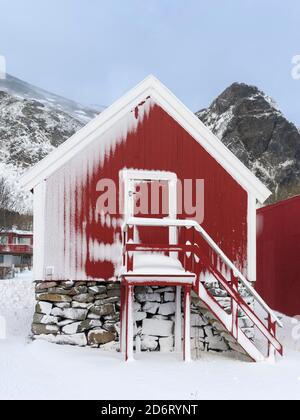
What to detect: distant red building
<box><xmin>257</xmin><ymin>195</ymin><xmax>300</xmax><ymax>317</ymax></box>
<box><xmin>0</xmin><ymin>229</ymin><xmax>33</xmax><ymax>269</ymax></box>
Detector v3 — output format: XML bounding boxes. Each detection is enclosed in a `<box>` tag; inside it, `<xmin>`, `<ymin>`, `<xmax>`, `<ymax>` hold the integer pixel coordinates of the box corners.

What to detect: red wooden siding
<box><xmin>257</xmin><ymin>196</ymin><xmax>300</xmax><ymax>317</ymax></box>
<box><xmin>42</xmin><ymin>97</ymin><xmax>248</xmax><ymax>281</ymax></box>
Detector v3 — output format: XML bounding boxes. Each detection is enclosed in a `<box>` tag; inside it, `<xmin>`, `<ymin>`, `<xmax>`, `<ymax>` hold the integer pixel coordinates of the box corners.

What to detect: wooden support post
<box><xmin>125</xmin><ymin>284</ymin><xmax>134</xmax><ymax>362</ymax></box>
<box><xmin>231</xmin><ymin>272</ymin><xmax>239</xmax><ymax>339</ymax></box>
<box><xmin>268</xmin><ymin>315</ymin><xmax>277</xmax><ymax>362</ymax></box>
<box><xmin>175</xmin><ymin>286</ymin><xmax>182</xmax><ymax>353</ymax></box>
<box><xmin>120</xmin><ymin>281</ymin><xmax>126</xmax><ymax>353</ymax></box>
<box><xmin>183</xmin><ymin>285</ymin><xmax>191</xmax><ymax>362</ymax></box>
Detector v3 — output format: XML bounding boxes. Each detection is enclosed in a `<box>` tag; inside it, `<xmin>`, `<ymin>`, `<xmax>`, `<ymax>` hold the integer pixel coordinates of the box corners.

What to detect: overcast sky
<box><xmin>0</xmin><ymin>0</ymin><xmax>299</xmax><ymax>124</ymax></box>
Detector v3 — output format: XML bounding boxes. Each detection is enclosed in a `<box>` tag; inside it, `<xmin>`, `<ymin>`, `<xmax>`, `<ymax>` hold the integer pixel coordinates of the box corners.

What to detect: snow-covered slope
<box><xmin>0</xmin><ymin>76</ymin><xmax>100</xmax><ymax>216</ymax></box>
<box><xmin>197</xmin><ymin>83</ymin><xmax>300</xmax><ymax>204</ymax></box>
<box><xmin>0</xmin><ymin>74</ymin><xmax>100</xmax><ymax>123</ymax></box>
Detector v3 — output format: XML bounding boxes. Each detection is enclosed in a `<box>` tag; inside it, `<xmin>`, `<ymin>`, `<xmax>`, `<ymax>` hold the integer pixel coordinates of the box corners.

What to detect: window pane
<box><xmin>18</xmin><ymin>237</ymin><xmax>31</xmax><ymax>245</ymax></box>
<box><xmin>0</xmin><ymin>236</ymin><xmax>8</xmax><ymax>245</ymax></box>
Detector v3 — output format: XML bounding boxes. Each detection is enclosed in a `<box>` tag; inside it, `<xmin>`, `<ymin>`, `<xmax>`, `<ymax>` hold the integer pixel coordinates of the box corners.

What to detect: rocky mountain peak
<box><xmin>197</xmin><ymin>83</ymin><xmax>300</xmax><ymax>204</ymax></box>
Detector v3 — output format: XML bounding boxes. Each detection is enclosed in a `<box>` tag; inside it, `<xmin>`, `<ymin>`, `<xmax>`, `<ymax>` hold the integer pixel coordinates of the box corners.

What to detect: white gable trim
<box><xmin>19</xmin><ymin>75</ymin><xmax>271</xmax><ymax>203</ymax></box>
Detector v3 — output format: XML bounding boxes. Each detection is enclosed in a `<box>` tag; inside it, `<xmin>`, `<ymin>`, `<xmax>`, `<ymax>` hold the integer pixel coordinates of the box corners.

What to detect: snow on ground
<box><xmin>0</xmin><ymin>270</ymin><xmax>35</xmax><ymax>338</ymax></box>
<box><xmin>0</xmin><ymin>272</ymin><xmax>300</xmax><ymax>400</ymax></box>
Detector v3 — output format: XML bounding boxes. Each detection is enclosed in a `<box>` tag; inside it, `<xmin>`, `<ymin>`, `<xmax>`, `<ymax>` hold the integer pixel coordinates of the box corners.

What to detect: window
<box><xmin>0</xmin><ymin>236</ymin><xmax>8</xmax><ymax>245</ymax></box>
<box><xmin>0</xmin><ymin>255</ymin><xmax>4</xmax><ymax>264</ymax></box>
<box><xmin>18</xmin><ymin>237</ymin><xmax>31</xmax><ymax>245</ymax></box>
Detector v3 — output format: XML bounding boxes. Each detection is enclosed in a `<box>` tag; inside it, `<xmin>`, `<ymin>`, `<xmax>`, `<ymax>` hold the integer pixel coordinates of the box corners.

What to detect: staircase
<box><xmin>123</xmin><ymin>217</ymin><xmax>283</xmax><ymax>362</ymax></box>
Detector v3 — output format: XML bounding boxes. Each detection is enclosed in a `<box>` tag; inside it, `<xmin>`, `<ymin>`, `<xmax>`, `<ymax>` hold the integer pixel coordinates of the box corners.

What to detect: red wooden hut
<box><xmin>257</xmin><ymin>195</ymin><xmax>300</xmax><ymax>318</ymax></box>
<box><xmin>20</xmin><ymin>76</ymin><xmax>282</xmax><ymax>362</ymax></box>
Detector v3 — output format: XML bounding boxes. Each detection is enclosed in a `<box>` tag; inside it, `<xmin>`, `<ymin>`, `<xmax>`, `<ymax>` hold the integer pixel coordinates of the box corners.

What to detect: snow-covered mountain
<box><xmin>197</xmin><ymin>83</ymin><xmax>300</xmax><ymax>204</ymax></box>
<box><xmin>0</xmin><ymin>75</ymin><xmax>100</xmax><ymax>219</ymax></box>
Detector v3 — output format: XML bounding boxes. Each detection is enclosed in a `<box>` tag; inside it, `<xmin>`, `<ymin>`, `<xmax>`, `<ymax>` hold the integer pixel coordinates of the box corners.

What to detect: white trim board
<box><xmin>247</xmin><ymin>193</ymin><xmax>257</xmax><ymax>283</ymax></box>
<box><xmin>19</xmin><ymin>75</ymin><xmax>271</xmax><ymax>204</ymax></box>
<box><xmin>33</xmin><ymin>180</ymin><xmax>46</xmax><ymax>280</ymax></box>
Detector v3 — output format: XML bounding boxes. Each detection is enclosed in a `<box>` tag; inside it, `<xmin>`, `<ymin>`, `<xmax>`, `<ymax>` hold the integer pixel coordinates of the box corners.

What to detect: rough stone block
<box><xmin>104</xmin><ymin>297</ymin><xmax>119</xmax><ymax>304</ymax></box>
<box><xmin>158</xmin><ymin>302</ymin><xmax>175</xmax><ymax>316</ymax></box>
<box><xmin>62</xmin><ymin>322</ymin><xmax>81</xmax><ymax>335</ymax></box>
<box><xmin>35</xmin><ymin>301</ymin><xmax>53</xmax><ymax>315</ymax></box>
<box><xmin>54</xmin><ymin>302</ymin><xmax>71</xmax><ymax>309</ymax></box>
<box><xmin>141</xmin><ymin>335</ymin><xmax>159</xmax><ymax>351</ymax></box>
<box><xmin>89</xmin><ymin>303</ymin><xmax>115</xmax><ymax>317</ymax></box>
<box><xmin>87</xmin><ymin>329</ymin><xmax>116</xmax><ymax>345</ymax></box>
<box><xmin>72</xmin><ymin>293</ymin><xmax>94</xmax><ymax>303</ymax></box>
<box><xmin>164</xmin><ymin>292</ymin><xmax>175</xmax><ymax>302</ymax></box>
<box><xmin>208</xmin><ymin>336</ymin><xmax>229</xmax><ymax>352</ymax></box>
<box><xmin>78</xmin><ymin>319</ymin><xmax>102</xmax><ymax>332</ymax></box>
<box><xmin>32</xmin><ymin>323</ymin><xmax>59</xmax><ymax>335</ymax></box>
<box><xmin>47</xmin><ymin>287</ymin><xmax>71</xmax><ymax>295</ymax></box>
<box><xmin>159</xmin><ymin>336</ymin><xmax>174</xmax><ymax>352</ymax></box>
<box><xmin>190</xmin><ymin>313</ymin><xmax>207</xmax><ymax>327</ymax></box>
<box><xmin>38</xmin><ymin>293</ymin><xmax>72</xmax><ymax>303</ymax></box>
<box><xmin>88</xmin><ymin>285</ymin><xmax>107</xmax><ymax>295</ymax></box>
<box><xmin>142</xmin><ymin>319</ymin><xmax>174</xmax><ymax>337</ymax></box>
<box><xmin>72</xmin><ymin>301</ymin><xmax>93</xmax><ymax>309</ymax></box>
<box><xmin>102</xmin><ymin>321</ymin><xmax>117</xmax><ymax>333</ymax></box>
<box><xmin>142</xmin><ymin>301</ymin><xmax>159</xmax><ymax>314</ymax></box>
<box><xmin>191</xmin><ymin>327</ymin><xmax>205</xmax><ymax>339</ymax></box>
<box><xmin>70</xmin><ymin>285</ymin><xmax>88</xmax><ymax>295</ymax></box>
<box><xmin>51</xmin><ymin>307</ymin><xmax>87</xmax><ymax>321</ymax></box>
<box><xmin>134</xmin><ymin>311</ymin><xmax>147</xmax><ymax>322</ymax></box>
<box><xmin>36</xmin><ymin>282</ymin><xmax>57</xmax><ymax>291</ymax></box>
<box><xmin>146</xmin><ymin>293</ymin><xmax>161</xmax><ymax>302</ymax></box>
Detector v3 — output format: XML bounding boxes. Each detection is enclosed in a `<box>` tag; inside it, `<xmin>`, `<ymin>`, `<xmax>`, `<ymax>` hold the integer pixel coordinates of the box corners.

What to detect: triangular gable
<box><xmin>19</xmin><ymin>75</ymin><xmax>271</xmax><ymax>203</ymax></box>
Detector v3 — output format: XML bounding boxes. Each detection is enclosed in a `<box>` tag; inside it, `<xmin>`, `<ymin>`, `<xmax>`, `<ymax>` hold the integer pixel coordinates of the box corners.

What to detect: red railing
<box><xmin>122</xmin><ymin>217</ymin><xmax>283</xmax><ymax>360</ymax></box>
<box><xmin>0</xmin><ymin>244</ymin><xmax>33</xmax><ymax>255</ymax></box>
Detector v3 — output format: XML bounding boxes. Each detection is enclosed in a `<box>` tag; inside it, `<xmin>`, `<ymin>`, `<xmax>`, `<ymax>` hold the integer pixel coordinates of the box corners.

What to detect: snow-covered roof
<box><xmin>19</xmin><ymin>75</ymin><xmax>271</xmax><ymax>203</ymax></box>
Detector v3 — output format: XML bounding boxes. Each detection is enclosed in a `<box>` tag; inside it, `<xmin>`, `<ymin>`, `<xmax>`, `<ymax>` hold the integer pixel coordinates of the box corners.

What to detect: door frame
<box><xmin>120</xmin><ymin>169</ymin><xmax>178</xmax><ymax>245</ymax></box>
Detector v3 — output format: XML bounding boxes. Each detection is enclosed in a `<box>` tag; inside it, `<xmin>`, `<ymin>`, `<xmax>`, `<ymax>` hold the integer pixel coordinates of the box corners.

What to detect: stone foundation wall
<box><xmin>33</xmin><ymin>281</ymin><xmax>120</xmax><ymax>348</ymax></box>
<box><xmin>133</xmin><ymin>286</ymin><xmax>176</xmax><ymax>352</ymax></box>
<box><xmin>32</xmin><ymin>280</ymin><xmax>254</xmax><ymax>359</ymax></box>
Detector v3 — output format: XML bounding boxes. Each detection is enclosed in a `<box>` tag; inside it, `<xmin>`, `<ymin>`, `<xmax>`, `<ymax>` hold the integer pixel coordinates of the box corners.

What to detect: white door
<box><xmin>121</xmin><ymin>169</ymin><xmax>178</xmax><ymax>245</ymax></box>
